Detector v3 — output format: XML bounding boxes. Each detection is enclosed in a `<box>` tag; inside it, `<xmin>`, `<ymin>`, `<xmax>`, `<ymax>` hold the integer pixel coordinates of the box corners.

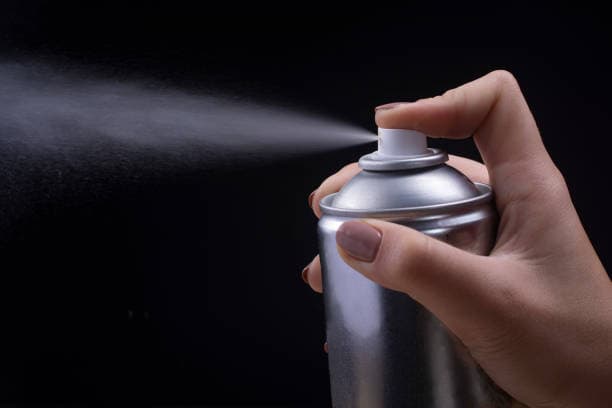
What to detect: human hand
<box><xmin>303</xmin><ymin>71</ymin><xmax>612</xmax><ymax>408</ymax></box>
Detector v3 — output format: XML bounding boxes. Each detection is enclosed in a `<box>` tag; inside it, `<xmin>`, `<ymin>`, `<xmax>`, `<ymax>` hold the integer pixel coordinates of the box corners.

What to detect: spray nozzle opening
<box><xmin>377</xmin><ymin>128</ymin><xmax>428</xmax><ymax>157</ymax></box>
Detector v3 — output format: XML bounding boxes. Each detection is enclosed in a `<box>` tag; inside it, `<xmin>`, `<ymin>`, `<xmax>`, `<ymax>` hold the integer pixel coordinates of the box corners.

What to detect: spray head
<box><xmin>329</xmin><ymin>127</ymin><xmax>483</xmax><ymax>210</ymax></box>
<box><xmin>358</xmin><ymin>127</ymin><xmax>447</xmax><ymax>171</ymax></box>
<box><xmin>377</xmin><ymin>127</ymin><xmax>428</xmax><ymax>157</ymax></box>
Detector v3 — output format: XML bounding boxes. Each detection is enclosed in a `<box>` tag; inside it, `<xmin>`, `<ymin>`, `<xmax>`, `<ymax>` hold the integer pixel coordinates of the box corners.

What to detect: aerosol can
<box><xmin>318</xmin><ymin>128</ymin><xmax>509</xmax><ymax>407</ymax></box>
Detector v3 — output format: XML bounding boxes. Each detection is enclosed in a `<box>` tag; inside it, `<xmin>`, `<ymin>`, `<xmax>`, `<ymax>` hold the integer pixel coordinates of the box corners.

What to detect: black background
<box><xmin>1</xmin><ymin>3</ymin><xmax>611</xmax><ymax>406</ymax></box>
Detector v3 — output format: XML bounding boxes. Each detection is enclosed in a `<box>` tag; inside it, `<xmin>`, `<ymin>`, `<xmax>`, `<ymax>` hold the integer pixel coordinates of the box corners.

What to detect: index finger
<box><xmin>375</xmin><ymin>70</ymin><xmax>559</xmax><ymax>212</ymax></box>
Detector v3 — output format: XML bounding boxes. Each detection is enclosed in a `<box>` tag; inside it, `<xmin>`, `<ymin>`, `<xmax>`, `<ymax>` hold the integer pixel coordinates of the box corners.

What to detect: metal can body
<box><xmin>318</xmin><ymin>188</ymin><xmax>507</xmax><ymax>407</ymax></box>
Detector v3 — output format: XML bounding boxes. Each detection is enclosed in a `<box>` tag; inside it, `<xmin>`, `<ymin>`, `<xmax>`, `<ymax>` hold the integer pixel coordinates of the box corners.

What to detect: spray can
<box><xmin>318</xmin><ymin>128</ymin><xmax>509</xmax><ymax>407</ymax></box>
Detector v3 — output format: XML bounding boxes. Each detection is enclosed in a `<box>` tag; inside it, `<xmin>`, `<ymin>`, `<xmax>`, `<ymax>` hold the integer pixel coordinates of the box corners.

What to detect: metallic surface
<box><xmin>330</xmin><ymin>165</ymin><xmax>482</xmax><ymax>211</ymax></box>
<box><xmin>318</xmin><ymin>149</ymin><xmax>509</xmax><ymax>407</ymax></box>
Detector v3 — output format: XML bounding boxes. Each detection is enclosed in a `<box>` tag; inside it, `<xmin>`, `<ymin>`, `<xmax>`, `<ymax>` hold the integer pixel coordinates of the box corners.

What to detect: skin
<box><xmin>303</xmin><ymin>71</ymin><xmax>612</xmax><ymax>408</ymax></box>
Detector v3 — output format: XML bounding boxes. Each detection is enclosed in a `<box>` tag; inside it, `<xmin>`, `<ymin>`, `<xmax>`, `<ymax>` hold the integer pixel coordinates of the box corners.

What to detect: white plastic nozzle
<box><xmin>378</xmin><ymin>128</ymin><xmax>428</xmax><ymax>157</ymax></box>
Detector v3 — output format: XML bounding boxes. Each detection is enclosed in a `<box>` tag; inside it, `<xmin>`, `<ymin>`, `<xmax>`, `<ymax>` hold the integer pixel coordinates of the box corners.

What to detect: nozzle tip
<box><xmin>377</xmin><ymin>128</ymin><xmax>428</xmax><ymax>157</ymax></box>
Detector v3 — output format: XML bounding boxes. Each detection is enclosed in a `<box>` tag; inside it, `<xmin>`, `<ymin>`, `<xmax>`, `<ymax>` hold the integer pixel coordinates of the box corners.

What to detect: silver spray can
<box><xmin>318</xmin><ymin>128</ymin><xmax>509</xmax><ymax>407</ymax></box>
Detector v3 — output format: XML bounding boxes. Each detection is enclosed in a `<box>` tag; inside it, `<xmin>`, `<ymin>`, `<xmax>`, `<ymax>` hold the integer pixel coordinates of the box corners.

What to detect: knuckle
<box><xmin>489</xmin><ymin>69</ymin><xmax>520</xmax><ymax>91</ymax></box>
<box><xmin>505</xmin><ymin>163</ymin><xmax>570</xmax><ymax>209</ymax></box>
<box><xmin>532</xmin><ymin>165</ymin><xmax>570</xmax><ymax>204</ymax></box>
<box><xmin>546</xmin><ymin>169</ymin><xmax>570</xmax><ymax>201</ymax></box>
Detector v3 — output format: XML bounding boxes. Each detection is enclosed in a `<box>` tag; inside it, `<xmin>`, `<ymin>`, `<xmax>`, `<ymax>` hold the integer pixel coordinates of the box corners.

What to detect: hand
<box><xmin>303</xmin><ymin>71</ymin><xmax>612</xmax><ymax>408</ymax></box>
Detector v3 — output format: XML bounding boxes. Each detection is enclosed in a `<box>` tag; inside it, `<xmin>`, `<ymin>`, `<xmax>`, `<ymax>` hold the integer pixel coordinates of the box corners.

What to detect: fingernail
<box><xmin>323</xmin><ymin>341</ymin><xmax>328</xmax><ymax>353</ymax></box>
<box><xmin>308</xmin><ymin>190</ymin><xmax>316</xmax><ymax>209</ymax></box>
<box><xmin>375</xmin><ymin>102</ymin><xmax>404</xmax><ymax>111</ymax></box>
<box><xmin>336</xmin><ymin>221</ymin><xmax>381</xmax><ymax>262</ymax></box>
<box><xmin>301</xmin><ymin>265</ymin><xmax>310</xmax><ymax>284</ymax></box>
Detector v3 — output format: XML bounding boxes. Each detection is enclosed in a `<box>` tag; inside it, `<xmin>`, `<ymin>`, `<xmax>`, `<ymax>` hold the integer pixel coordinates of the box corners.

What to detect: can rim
<box><xmin>359</xmin><ymin>148</ymin><xmax>448</xmax><ymax>171</ymax></box>
<box><xmin>319</xmin><ymin>183</ymin><xmax>493</xmax><ymax>218</ymax></box>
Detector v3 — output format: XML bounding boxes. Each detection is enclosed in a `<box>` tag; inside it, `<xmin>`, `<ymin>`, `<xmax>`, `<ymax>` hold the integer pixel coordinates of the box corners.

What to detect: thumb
<box><xmin>336</xmin><ymin>219</ymin><xmax>512</xmax><ymax>341</ymax></box>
